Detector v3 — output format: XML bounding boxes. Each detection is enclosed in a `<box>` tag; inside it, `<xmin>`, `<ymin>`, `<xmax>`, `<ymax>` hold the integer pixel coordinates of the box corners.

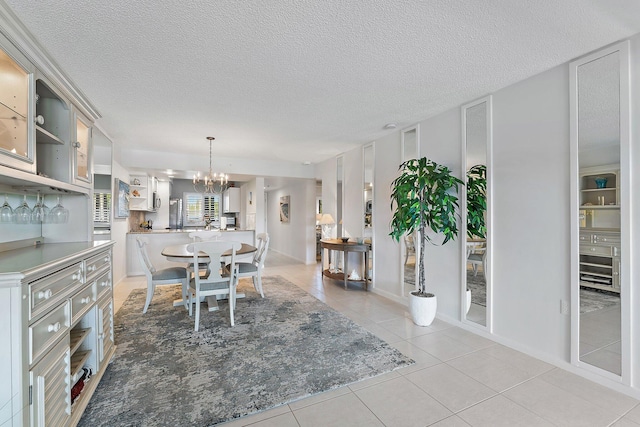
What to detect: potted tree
<box><xmin>465</xmin><ymin>164</ymin><xmax>487</xmax><ymax>313</ymax></box>
<box><xmin>390</xmin><ymin>157</ymin><xmax>463</xmax><ymax>326</ymax></box>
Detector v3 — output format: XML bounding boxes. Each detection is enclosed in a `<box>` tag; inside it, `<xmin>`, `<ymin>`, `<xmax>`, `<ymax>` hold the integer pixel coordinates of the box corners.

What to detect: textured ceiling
<box><xmin>4</xmin><ymin>0</ymin><xmax>640</xmax><ymax>166</ymax></box>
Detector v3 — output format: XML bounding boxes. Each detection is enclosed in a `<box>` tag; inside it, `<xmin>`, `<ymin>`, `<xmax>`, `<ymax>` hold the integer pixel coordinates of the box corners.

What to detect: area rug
<box><xmin>78</xmin><ymin>276</ymin><xmax>413</xmax><ymax>426</ymax></box>
<box><xmin>580</xmin><ymin>288</ymin><xmax>620</xmax><ymax>314</ymax></box>
<box><xmin>467</xmin><ymin>271</ymin><xmax>486</xmax><ymax>307</ymax></box>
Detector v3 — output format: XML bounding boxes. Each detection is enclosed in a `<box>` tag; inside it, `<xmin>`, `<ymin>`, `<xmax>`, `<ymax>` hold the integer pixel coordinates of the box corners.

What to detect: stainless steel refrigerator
<box><xmin>169</xmin><ymin>198</ymin><xmax>183</xmax><ymax>229</ymax></box>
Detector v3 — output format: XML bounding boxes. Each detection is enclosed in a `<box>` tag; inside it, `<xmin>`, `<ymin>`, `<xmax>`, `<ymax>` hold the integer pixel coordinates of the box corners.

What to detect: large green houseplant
<box><xmin>466</xmin><ymin>164</ymin><xmax>486</xmax><ymax>239</ymax></box>
<box><xmin>390</xmin><ymin>157</ymin><xmax>463</xmax><ymax>325</ymax></box>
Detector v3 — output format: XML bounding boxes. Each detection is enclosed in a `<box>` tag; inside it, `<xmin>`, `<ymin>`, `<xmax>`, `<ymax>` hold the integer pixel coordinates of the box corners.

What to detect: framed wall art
<box><xmin>279</xmin><ymin>195</ymin><xmax>290</xmax><ymax>223</ymax></box>
<box><xmin>114</xmin><ymin>178</ymin><xmax>130</xmax><ymax>218</ymax></box>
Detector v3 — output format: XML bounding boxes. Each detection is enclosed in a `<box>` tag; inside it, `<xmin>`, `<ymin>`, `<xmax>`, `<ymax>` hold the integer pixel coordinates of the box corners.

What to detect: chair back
<box><xmin>136</xmin><ymin>238</ymin><xmax>156</xmax><ymax>277</ymax></box>
<box><xmin>189</xmin><ymin>240</ymin><xmax>242</xmax><ymax>286</ymax></box>
<box><xmin>253</xmin><ymin>233</ymin><xmax>270</xmax><ymax>267</ymax></box>
<box><xmin>189</xmin><ymin>230</ymin><xmax>222</xmax><ymax>242</ymax></box>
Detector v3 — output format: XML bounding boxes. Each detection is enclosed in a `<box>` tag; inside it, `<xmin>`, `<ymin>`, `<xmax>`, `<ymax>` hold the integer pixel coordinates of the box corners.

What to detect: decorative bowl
<box><xmin>594</xmin><ymin>177</ymin><xmax>608</xmax><ymax>188</ymax></box>
<box><xmin>341</xmin><ymin>237</ymin><xmax>349</xmax><ymax>243</ymax></box>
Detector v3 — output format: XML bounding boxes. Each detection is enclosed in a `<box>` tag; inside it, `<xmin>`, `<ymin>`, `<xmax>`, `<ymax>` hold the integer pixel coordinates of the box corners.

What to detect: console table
<box><xmin>320</xmin><ymin>239</ymin><xmax>371</xmax><ymax>290</ymax></box>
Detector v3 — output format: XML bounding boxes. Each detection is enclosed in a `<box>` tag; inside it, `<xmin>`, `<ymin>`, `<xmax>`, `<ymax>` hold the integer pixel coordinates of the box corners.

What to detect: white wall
<box><xmin>266</xmin><ymin>178</ymin><xmax>316</xmax><ymax>264</ymax></box>
<box><xmin>492</xmin><ymin>63</ymin><xmax>570</xmax><ymax>359</ymax></box>
<box><xmin>317</xmin><ymin>35</ymin><xmax>640</xmax><ymax>398</ymax></box>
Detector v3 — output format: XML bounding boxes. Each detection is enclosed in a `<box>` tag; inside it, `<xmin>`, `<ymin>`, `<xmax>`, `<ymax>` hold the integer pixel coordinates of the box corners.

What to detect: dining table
<box><xmin>161</xmin><ymin>242</ymin><xmax>257</xmax><ymax>312</ymax></box>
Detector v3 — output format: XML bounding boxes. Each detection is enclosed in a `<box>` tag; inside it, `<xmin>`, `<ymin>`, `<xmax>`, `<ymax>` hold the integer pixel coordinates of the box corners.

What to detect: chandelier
<box><xmin>193</xmin><ymin>136</ymin><xmax>229</xmax><ymax>193</ymax></box>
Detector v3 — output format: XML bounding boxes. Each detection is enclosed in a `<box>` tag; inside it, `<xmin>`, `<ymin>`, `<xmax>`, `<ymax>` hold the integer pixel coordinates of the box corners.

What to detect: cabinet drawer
<box><xmin>71</xmin><ymin>282</ymin><xmax>96</xmax><ymax>325</ymax></box>
<box><xmin>95</xmin><ymin>269</ymin><xmax>112</xmax><ymax>300</ymax></box>
<box><xmin>580</xmin><ymin>244</ymin><xmax>612</xmax><ymax>257</ymax></box>
<box><xmin>85</xmin><ymin>251</ymin><xmax>111</xmax><ymax>280</ymax></box>
<box><xmin>29</xmin><ymin>262</ymin><xmax>83</xmax><ymax>321</ymax></box>
<box><xmin>30</xmin><ymin>301</ymin><xmax>70</xmax><ymax>366</ymax></box>
<box><xmin>593</xmin><ymin>233</ymin><xmax>620</xmax><ymax>244</ymax></box>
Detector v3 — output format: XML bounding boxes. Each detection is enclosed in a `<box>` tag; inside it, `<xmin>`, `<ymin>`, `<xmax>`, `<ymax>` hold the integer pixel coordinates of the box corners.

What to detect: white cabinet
<box><xmin>72</xmin><ymin>108</ymin><xmax>92</xmax><ymax>187</ymax></box>
<box><xmin>130</xmin><ymin>174</ymin><xmax>158</xmax><ymax>211</ymax></box>
<box><xmin>579</xmin><ymin>230</ymin><xmax>621</xmax><ymax>292</ymax></box>
<box><xmin>0</xmin><ymin>242</ymin><xmax>115</xmax><ymax>427</ymax></box>
<box><xmin>223</xmin><ymin>187</ymin><xmax>240</xmax><ymax>213</ymax></box>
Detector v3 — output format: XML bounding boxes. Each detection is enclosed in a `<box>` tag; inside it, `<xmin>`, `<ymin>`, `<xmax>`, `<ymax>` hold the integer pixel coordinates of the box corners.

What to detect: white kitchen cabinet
<box><xmin>130</xmin><ymin>174</ymin><xmax>158</xmax><ymax>211</ymax></box>
<box><xmin>72</xmin><ymin>108</ymin><xmax>92</xmax><ymax>187</ymax></box>
<box><xmin>0</xmin><ymin>34</ymin><xmax>35</xmax><ymax>173</ymax></box>
<box><xmin>0</xmin><ymin>242</ymin><xmax>115</xmax><ymax>427</ymax></box>
<box><xmin>223</xmin><ymin>187</ymin><xmax>240</xmax><ymax>213</ymax></box>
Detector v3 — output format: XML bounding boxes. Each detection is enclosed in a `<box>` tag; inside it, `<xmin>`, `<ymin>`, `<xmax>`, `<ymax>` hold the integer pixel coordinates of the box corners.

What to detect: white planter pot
<box><xmin>409</xmin><ymin>292</ymin><xmax>437</xmax><ymax>326</ymax></box>
<box><xmin>466</xmin><ymin>289</ymin><xmax>471</xmax><ymax>314</ymax></box>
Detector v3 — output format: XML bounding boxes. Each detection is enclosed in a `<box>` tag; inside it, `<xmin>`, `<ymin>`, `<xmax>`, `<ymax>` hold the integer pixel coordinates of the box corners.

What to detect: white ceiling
<box><xmin>4</xmin><ymin>0</ymin><xmax>640</xmax><ymax>167</ymax></box>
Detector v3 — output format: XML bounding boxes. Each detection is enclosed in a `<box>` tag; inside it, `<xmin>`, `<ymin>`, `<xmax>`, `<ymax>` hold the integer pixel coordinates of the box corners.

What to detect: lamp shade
<box><xmin>318</xmin><ymin>213</ymin><xmax>335</xmax><ymax>225</ymax></box>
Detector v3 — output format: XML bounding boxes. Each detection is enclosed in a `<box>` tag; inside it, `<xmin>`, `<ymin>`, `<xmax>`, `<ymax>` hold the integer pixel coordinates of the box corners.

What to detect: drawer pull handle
<box><xmin>89</xmin><ymin>265</ymin><xmax>97</xmax><ymax>272</ymax></box>
<box><xmin>590</xmin><ymin>248</ymin><xmax>596</xmax><ymax>252</ymax></box>
<box><xmin>37</xmin><ymin>289</ymin><xmax>53</xmax><ymax>300</ymax></box>
<box><xmin>81</xmin><ymin>296</ymin><xmax>91</xmax><ymax>304</ymax></box>
<box><xmin>47</xmin><ymin>322</ymin><xmax>61</xmax><ymax>333</ymax></box>
<box><xmin>100</xmin><ymin>281</ymin><xmax>109</xmax><ymax>287</ymax></box>
<box><xmin>72</xmin><ymin>273</ymin><xmax>81</xmax><ymax>281</ymax></box>
<box><xmin>104</xmin><ymin>256</ymin><xmax>110</xmax><ymax>263</ymax></box>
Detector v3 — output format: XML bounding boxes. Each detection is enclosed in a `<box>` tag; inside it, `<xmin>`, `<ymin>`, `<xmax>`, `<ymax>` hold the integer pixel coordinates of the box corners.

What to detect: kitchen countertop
<box><xmin>127</xmin><ymin>229</ymin><xmax>253</xmax><ymax>234</ymax></box>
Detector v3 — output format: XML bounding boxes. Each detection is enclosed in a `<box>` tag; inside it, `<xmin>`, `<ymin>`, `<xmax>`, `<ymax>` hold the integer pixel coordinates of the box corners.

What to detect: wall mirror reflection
<box><xmin>336</xmin><ymin>155</ymin><xmax>343</xmax><ymax>238</ymax></box>
<box><xmin>400</xmin><ymin>126</ymin><xmax>419</xmax><ymax>297</ymax></box>
<box><xmin>363</xmin><ymin>143</ymin><xmax>374</xmax><ymax>284</ymax></box>
<box><xmin>461</xmin><ymin>97</ymin><xmax>491</xmax><ymax>328</ymax></box>
<box><xmin>571</xmin><ymin>42</ymin><xmax>630</xmax><ymax>378</ymax></box>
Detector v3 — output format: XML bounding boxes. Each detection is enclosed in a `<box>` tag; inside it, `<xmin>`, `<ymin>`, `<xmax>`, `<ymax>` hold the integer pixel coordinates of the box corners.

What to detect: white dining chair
<box><xmin>136</xmin><ymin>237</ymin><xmax>189</xmax><ymax>313</ymax></box>
<box><xmin>227</xmin><ymin>233</ymin><xmax>269</xmax><ymax>298</ymax></box>
<box><xmin>467</xmin><ymin>241</ymin><xmax>487</xmax><ymax>280</ymax></box>
<box><xmin>187</xmin><ymin>240</ymin><xmax>241</xmax><ymax>331</ymax></box>
<box><xmin>188</xmin><ymin>230</ymin><xmax>222</xmax><ymax>241</ymax></box>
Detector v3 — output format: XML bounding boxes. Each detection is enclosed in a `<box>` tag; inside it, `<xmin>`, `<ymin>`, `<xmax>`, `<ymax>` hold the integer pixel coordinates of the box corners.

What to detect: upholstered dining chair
<box><xmin>227</xmin><ymin>233</ymin><xmax>269</xmax><ymax>298</ymax></box>
<box><xmin>187</xmin><ymin>240</ymin><xmax>241</xmax><ymax>331</ymax></box>
<box><xmin>136</xmin><ymin>237</ymin><xmax>189</xmax><ymax>313</ymax></box>
<box><xmin>467</xmin><ymin>242</ymin><xmax>487</xmax><ymax>280</ymax></box>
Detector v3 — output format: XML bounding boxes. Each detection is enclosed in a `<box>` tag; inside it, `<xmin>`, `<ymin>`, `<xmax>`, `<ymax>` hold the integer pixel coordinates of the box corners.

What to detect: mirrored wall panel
<box><xmin>571</xmin><ymin>42</ymin><xmax>629</xmax><ymax>378</ymax></box>
<box><xmin>461</xmin><ymin>97</ymin><xmax>491</xmax><ymax>328</ymax></box>
<box><xmin>336</xmin><ymin>155</ymin><xmax>343</xmax><ymax>237</ymax></box>
<box><xmin>401</xmin><ymin>126</ymin><xmax>419</xmax><ymax>297</ymax></box>
<box><xmin>363</xmin><ymin>143</ymin><xmax>374</xmax><ymax>284</ymax></box>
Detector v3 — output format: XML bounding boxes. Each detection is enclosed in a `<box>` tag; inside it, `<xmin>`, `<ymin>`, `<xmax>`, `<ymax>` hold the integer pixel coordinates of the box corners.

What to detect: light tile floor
<box><xmin>113</xmin><ymin>251</ymin><xmax>640</xmax><ymax>427</ymax></box>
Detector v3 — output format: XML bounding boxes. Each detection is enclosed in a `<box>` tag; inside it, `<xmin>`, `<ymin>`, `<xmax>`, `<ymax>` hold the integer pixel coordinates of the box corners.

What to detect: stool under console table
<box><xmin>320</xmin><ymin>238</ymin><xmax>371</xmax><ymax>290</ymax></box>
<box><xmin>0</xmin><ymin>240</ymin><xmax>116</xmax><ymax>427</ymax></box>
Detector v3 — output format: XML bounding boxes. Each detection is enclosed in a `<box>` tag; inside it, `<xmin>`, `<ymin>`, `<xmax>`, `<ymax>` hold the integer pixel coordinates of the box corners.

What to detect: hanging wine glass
<box><xmin>40</xmin><ymin>194</ymin><xmax>51</xmax><ymax>224</ymax></box>
<box><xmin>50</xmin><ymin>196</ymin><xmax>69</xmax><ymax>224</ymax></box>
<box><xmin>14</xmin><ymin>195</ymin><xmax>32</xmax><ymax>224</ymax></box>
<box><xmin>0</xmin><ymin>194</ymin><xmax>13</xmax><ymax>223</ymax></box>
<box><xmin>31</xmin><ymin>193</ymin><xmax>48</xmax><ymax>223</ymax></box>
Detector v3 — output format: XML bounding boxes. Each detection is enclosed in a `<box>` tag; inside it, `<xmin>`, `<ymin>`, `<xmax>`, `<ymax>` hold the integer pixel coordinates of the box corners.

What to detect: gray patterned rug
<box><xmin>580</xmin><ymin>288</ymin><xmax>620</xmax><ymax>314</ymax></box>
<box><xmin>79</xmin><ymin>276</ymin><xmax>413</xmax><ymax>426</ymax></box>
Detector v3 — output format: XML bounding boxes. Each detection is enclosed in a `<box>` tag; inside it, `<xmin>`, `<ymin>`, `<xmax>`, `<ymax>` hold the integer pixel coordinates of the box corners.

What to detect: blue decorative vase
<box><xmin>594</xmin><ymin>177</ymin><xmax>608</xmax><ymax>189</ymax></box>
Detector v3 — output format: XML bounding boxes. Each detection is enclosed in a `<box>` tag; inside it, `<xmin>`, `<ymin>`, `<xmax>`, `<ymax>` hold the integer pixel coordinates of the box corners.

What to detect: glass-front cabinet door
<box><xmin>73</xmin><ymin>109</ymin><xmax>92</xmax><ymax>185</ymax></box>
<box><xmin>0</xmin><ymin>38</ymin><xmax>35</xmax><ymax>173</ymax></box>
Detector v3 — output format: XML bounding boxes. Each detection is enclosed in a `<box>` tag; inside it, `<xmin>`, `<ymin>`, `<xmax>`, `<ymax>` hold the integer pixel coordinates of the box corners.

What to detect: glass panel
<box><xmin>184</xmin><ymin>193</ymin><xmax>203</xmax><ymax>225</ymax></box>
<box><xmin>336</xmin><ymin>156</ymin><xmax>343</xmax><ymax>238</ymax></box>
<box><xmin>0</xmin><ymin>48</ymin><xmax>29</xmax><ymax>160</ymax></box>
<box><xmin>577</xmin><ymin>51</ymin><xmax>621</xmax><ymax>375</ymax></box>
<box><xmin>76</xmin><ymin>119</ymin><xmax>90</xmax><ymax>180</ymax></box>
<box><xmin>363</xmin><ymin>144</ymin><xmax>374</xmax><ymax>284</ymax></box>
<box><xmin>464</xmin><ymin>100</ymin><xmax>488</xmax><ymax>327</ymax></box>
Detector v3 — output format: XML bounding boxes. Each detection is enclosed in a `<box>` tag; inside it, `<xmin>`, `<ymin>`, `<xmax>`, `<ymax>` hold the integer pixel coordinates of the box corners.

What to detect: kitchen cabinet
<box><xmin>579</xmin><ymin>230</ymin><xmax>620</xmax><ymax>292</ymax></box>
<box><xmin>130</xmin><ymin>174</ymin><xmax>158</xmax><ymax>211</ymax></box>
<box><xmin>0</xmin><ymin>242</ymin><xmax>115</xmax><ymax>427</ymax></box>
<box><xmin>0</xmin><ymin>36</ymin><xmax>35</xmax><ymax>173</ymax></box>
<box><xmin>72</xmin><ymin>108</ymin><xmax>92</xmax><ymax>186</ymax></box>
<box><xmin>223</xmin><ymin>187</ymin><xmax>240</xmax><ymax>213</ymax></box>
